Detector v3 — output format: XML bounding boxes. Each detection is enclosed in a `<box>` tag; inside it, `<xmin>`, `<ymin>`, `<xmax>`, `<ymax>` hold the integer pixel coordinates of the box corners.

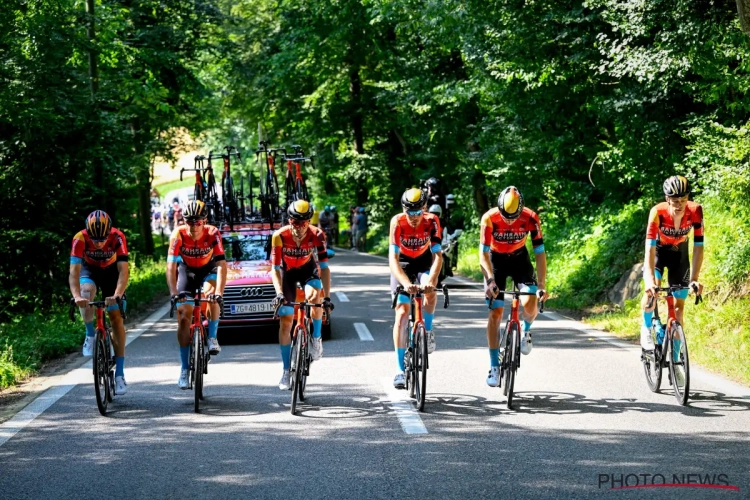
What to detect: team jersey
<box><xmin>646</xmin><ymin>201</ymin><xmax>704</xmax><ymax>248</ymax></box>
<box><xmin>480</xmin><ymin>207</ymin><xmax>544</xmax><ymax>255</ymax></box>
<box><xmin>271</xmin><ymin>225</ymin><xmax>329</xmax><ymax>270</ymax></box>
<box><xmin>167</xmin><ymin>225</ymin><xmax>225</xmax><ymax>268</ymax></box>
<box><xmin>389</xmin><ymin>212</ymin><xmax>442</xmax><ymax>259</ymax></box>
<box><xmin>70</xmin><ymin>228</ymin><xmax>129</xmax><ymax>268</ymax></box>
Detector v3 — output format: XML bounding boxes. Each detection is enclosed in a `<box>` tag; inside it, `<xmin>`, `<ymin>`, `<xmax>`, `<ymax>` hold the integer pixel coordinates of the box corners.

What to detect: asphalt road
<box><xmin>1</xmin><ymin>250</ymin><xmax>748</xmax><ymax>499</ymax></box>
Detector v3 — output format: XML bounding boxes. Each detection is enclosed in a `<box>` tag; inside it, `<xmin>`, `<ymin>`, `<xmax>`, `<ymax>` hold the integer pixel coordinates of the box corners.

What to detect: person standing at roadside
<box><xmin>355</xmin><ymin>207</ymin><xmax>368</xmax><ymax>252</ymax></box>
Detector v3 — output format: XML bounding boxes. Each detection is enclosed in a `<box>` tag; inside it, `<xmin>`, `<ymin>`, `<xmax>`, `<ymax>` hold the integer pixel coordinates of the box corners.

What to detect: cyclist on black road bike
<box><xmin>69</xmin><ymin>210</ymin><xmax>130</xmax><ymax>394</ymax></box>
<box><xmin>479</xmin><ymin>187</ymin><xmax>547</xmax><ymax>387</ymax></box>
<box><xmin>640</xmin><ymin>175</ymin><xmax>704</xmax><ymax>351</ymax></box>
<box><xmin>389</xmin><ymin>188</ymin><xmax>443</xmax><ymax>389</ymax></box>
<box><xmin>167</xmin><ymin>200</ymin><xmax>227</xmax><ymax>389</ymax></box>
<box><xmin>270</xmin><ymin>200</ymin><xmax>332</xmax><ymax>391</ymax></box>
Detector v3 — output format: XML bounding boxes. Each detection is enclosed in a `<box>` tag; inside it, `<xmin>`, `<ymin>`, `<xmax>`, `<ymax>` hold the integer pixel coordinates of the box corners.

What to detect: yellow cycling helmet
<box><xmin>288</xmin><ymin>199</ymin><xmax>314</xmax><ymax>221</ymax></box>
<box><xmin>401</xmin><ymin>187</ymin><xmax>426</xmax><ymax>211</ymax></box>
<box><xmin>497</xmin><ymin>186</ymin><xmax>524</xmax><ymax>220</ymax></box>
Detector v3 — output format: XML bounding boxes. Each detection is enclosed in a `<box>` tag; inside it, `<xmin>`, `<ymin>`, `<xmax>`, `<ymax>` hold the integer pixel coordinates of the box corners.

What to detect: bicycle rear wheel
<box><xmin>93</xmin><ymin>331</ymin><xmax>109</xmax><ymax>416</ymax></box>
<box><xmin>669</xmin><ymin>323</ymin><xmax>690</xmax><ymax>405</ymax></box>
<box><xmin>291</xmin><ymin>327</ymin><xmax>305</xmax><ymax>414</ymax></box>
<box><xmin>641</xmin><ymin>330</ymin><xmax>663</xmax><ymax>393</ymax></box>
<box><xmin>414</xmin><ymin>324</ymin><xmax>428</xmax><ymax>411</ymax></box>
<box><xmin>193</xmin><ymin>328</ymin><xmax>203</xmax><ymax>413</ymax></box>
<box><xmin>501</xmin><ymin>322</ymin><xmax>512</xmax><ymax>397</ymax></box>
<box><xmin>504</xmin><ymin>323</ymin><xmax>519</xmax><ymax>409</ymax></box>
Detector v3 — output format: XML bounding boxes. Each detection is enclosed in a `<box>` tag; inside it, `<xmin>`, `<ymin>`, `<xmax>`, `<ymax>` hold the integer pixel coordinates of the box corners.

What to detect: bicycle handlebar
<box><xmin>488</xmin><ymin>290</ymin><xmax>545</xmax><ymax>313</ymax></box>
<box><xmin>169</xmin><ymin>293</ymin><xmax>224</xmax><ymax>319</ymax></box>
<box><xmin>391</xmin><ymin>284</ymin><xmax>450</xmax><ymax>310</ymax></box>
<box><xmin>69</xmin><ymin>296</ymin><xmax>126</xmax><ymax>321</ymax></box>
<box><xmin>646</xmin><ymin>284</ymin><xmax>702</xmax><ymax>309</ymax></box>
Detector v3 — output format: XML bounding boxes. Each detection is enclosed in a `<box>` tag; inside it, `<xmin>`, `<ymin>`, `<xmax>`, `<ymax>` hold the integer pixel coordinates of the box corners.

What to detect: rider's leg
<box><xmin>177</xmin><ymin>303</ymin><xmax>194</xmax><ymax>371</ymax></box>
<box><xmin>107</xmin><ymin>304</ymin><xmax>127</xmax><ymax>376</ymax></box>
<box><xmin>393</xmin><ymin>301</ymin><xmax>410</xmax><ymax>372</ymax></box>
<box><xmin>306</xmin><ymin>280</ymin><xmax>324</xmax><ymax>338</ymax></box>
<box><xmin>203</xmin><ymin>278</ymin><xmax>220</xmax><ymax>340</ymax></box>
<box><xmin>278</xmin><ymin>310</ymin><xmax>294</xmax><ymax>369</ymax></box>
<box><xmin>79</xmin><ymin>281</ymin><xmax>97</xmax><ymax>336</ymax></box>
<box><xmin>486</xmin><ymin>303</ymin><xmax>504</xmax><ymax>367</ymax></box>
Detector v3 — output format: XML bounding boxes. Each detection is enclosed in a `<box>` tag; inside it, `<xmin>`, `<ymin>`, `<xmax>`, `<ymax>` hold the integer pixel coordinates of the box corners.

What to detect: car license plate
<box><xmin>230</xmin><ymin>302</ymin><xmax>273</xmax><ymax>314</ymax></box>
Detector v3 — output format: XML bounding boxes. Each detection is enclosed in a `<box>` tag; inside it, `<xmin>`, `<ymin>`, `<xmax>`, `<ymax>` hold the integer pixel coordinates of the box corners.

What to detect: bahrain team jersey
<box><xmin>271</xmin><ymin>225</ymin><xmax>329</xmax><ymax>270</ymax></box>
<box><xmin>70</xmin><ymin>228</ymin><xmax>129</xmax><ymax>268</ymax></box>
<box><xmin>168</xmin><ymin>225</ymin><xmax>225</xmax><ymax>268</ymax></box>
<box><xmin>646</xmin><ymin>201</ymin><xmax>704</xmax><ymax>247</ymax></box>
<box><xmin>480</xmin><ymin>207</ymin><xmax>544</xmax><ymax>255</ymax></box>
<box><xmin>389</xmin><ymin>212</ymin><xmax>442</xmax><ymax>259</ymax></box>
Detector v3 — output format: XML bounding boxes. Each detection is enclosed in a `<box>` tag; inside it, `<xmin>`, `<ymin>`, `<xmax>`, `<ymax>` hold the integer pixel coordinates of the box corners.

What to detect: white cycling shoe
<box><xmin>427</xmin><ymin>330</ymin><xmax>436</xmax><ymax>354</ymax></box>
<box><xmin>178</xmin><ymin>369</ymin><xmax>190</xmax><ymax>390</ymax></box>
<box><xmin>82</xmin><ymin>336</ymin><xmax>95</xmax><ymax>357</ymax></box>
<box><xmin>207</xmin><ymin>337</ymin><xmax>221</xmax><ymax>355</ymax></box>
<box><xmin>310</xmin><ymin>337</ymin><xmax>323</xmax><ymax>361</ymax></box>
<box><xmin>520</xmin><ymin>331</ymin><xmax>533</xmax><ymax>355</ymax></box>
<box><xmin>115</xmin><ymin>376</ymin><xmax>128</xmax><ymax>395</ymax></box>
<box><xmin>486</xmin><ymin>367</ymin><xmax>501</xmax><ymax>387</ymax></box>
<box><xmin>640</xmin><ymin>326</ymin><xmax>655</xmax><ymax>350</ymax></box>
<box><xmin>279</xmin><ymin>370</ymin><xmax>291</xmax><ymax>390</ymax></box>
<box><xmin>393</xmin><ymin>372</ymin><xmax>406</xmax><ymax>389</ymax></box>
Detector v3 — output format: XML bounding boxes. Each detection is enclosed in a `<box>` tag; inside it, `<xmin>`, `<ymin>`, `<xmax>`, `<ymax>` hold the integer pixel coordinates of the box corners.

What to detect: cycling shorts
<box><xmin>485</xmin><ymin>247</ymin><xmax>537</xmax><ymax>303</ymax></box>
<box><xmin>176</xmin><ymin>261</ymin><xmax>218</xmax><ymax>299</ymax></box>
<box><xmin>80</xmin><ymin>263</ymin><xmax>120</xmax><ymax>301</ymax></box>
<box><xmin>654</xmin><ymin>242</ymin><xmax>690</xmax><ymax>296</ymax></box>
<box><xmin>281</xmin><ymin>259</ymin><xmax>322</xmax><ymax>305</ymax></box>
<box><xmin>390</xmin><ymin>251</ymin><xmax>433</xmax><ymax>304</ymax></box>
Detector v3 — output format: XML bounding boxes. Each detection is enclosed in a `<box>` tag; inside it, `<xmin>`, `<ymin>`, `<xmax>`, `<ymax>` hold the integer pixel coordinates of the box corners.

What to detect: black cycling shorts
<box><xmin>390</xmin><ymin>250</ymin><xmax>434</xmax><ymax>298</ymax></box>
<box><xmin>486</xmin><ymin>247</ymin><xmax>537</xmax><ymax>301</ymax></box>
<box><xmin>80</xmin><ymin>263</ymin><xmax>121</xmax><ymax>299</ymax></box>
<box><xmin>177</xmin><ymin>261</ymin><xmax>219</xmax><ymax>297</ymax></box>
<box><xmin>282</xmin><ymin>260</ymin><xmax>322</xmax><ymax>303</ymax></box>
<box><xmin>655</xmin><ymin>242</ymin><xmax>690</xmax><ymax>287</ymax></box>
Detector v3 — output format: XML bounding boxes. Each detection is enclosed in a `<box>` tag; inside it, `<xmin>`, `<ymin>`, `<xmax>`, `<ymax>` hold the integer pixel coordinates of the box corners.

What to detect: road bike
<box><xmin>69</xmin><ymin>297</ymin><xmax>126</xmax><ymax>416</ymax></box>
<box><xmin>392</xmin><ymin>284</ymin><xmax>450</xmax><ymax>411</ymax></box>
<box><xmin>181</xmin><ymin>155</ymin><xmax>207</xmax><ymax>203</ymax></box>
<box><xmin>255</xmin><ymin>141</ymin><xmax>282</xmax><ymax>221</ymax></box>
<box><xmin>208</xmin><ymin>146</ymin><xmax>242</xmax><ymax>228</ymax></box>
<box><xmin>284</xmin><ymin>145</ymin><xmax>311</xmax><ymax>203</ymax></box>
<box><xmin>183</xmin><ymin>155</ymin><xmax>222</xmax><ymax>225</ymax></box>
<box><xmin>641</xmin><ymin>284</ymin><xmax>702</xmax><ymax>405</ymax></box>
<box><xmin>489</xmin><ymin>289</ymin><xmax>544</xmax><ymax>410</ymax></box>
<box><xmin>170</xmin><ymin>290</ymin><xmax>224</xmax><ymax>413</ymax></box>
<box><xmin>273</xmin><ymin>287</ymin><xmax>331</xmax><ymax>415</ymax></box>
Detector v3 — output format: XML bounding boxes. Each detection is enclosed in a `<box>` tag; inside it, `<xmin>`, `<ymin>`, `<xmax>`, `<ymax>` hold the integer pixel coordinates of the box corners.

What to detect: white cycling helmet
<box><xmin>428</xmin><ymin>204</ymin><xmax>443</xmax><ymax>217</ymax></box>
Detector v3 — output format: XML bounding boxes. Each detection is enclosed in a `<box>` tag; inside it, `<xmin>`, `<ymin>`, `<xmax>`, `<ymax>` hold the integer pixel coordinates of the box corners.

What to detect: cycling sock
<box><xmin>672</xmin><ymin>339</ymin><xmax>682</xmax><ymax>362</ymax></box>
<box><xmin>180</xmin><ymin>346</ymin><xmax>190</xmax><ymax>370</ymax></box>
<box><xmin>208</xmin><ymin>320</ymin><xmax>219</xmax><ymax>339</ymax></box>
<box><xmin>280</xmin><ymin>343</ymin><xmax>291</xmax><ymax>370</ymax></box>
<box><xmin>643</xmin><ymin>311</ymin><xmax>653</xmax><ymax>328</ymax></box>
<box><xmin>523</xmin><ymin>320</ymin><xmax>532</xmax><ymax>332</ymax></box>
<box><xmin>423</xmin><ymin>312</ymin><xmax>434</xmax><ymax>331</ymax></box>
<box><xmin>312</xmin><ymin>319</ymin><xmax>322</xmax><ymax>339</ymax></box>
<box><xmin>84</xmin><ymin>322</ymin><xmax>95</xmax><ymax>338</ymax></box>
<box><xmin>396</xmin><ymin>347</ymin><xmax>406</xmax><ymax>372</ymax></box>
<box><xmin>115</xmin><ymin>356</ymin><xmax>125</xmax><ymax>377</ymax></box>
<box><xmin>489</xmin><ymin>348</ymin><xmax>500</xmax><ymax>368</ymax></box>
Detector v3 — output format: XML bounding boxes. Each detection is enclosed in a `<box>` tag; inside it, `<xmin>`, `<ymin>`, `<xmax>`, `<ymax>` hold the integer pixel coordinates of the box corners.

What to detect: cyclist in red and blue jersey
<box><xmin>69</xmin><ymin>210</ymin><xmax>130</xmax><ymax>394</ymax></box>
<box><xmin>479</xmin><ymin>187</ymin><xmax>547</xmax><ymax>387</ymax></box>
<box><xmin>640</xmin><ymin>175</ymin><xmax>704</xmax><ymax>350</ymax></box>
<box><xmin>270</xmin><ymin>200</ymin><xmax>332</xmax><ymax>390</ymax></box>
<box><xmin>166</xmin><ymin>200</ymin><xmax>227</xmax><ymax>390</ymax></box>
<box><xmin>389</xmin><ymin>188</ymin><xmax>443</xmax><ymax>389</ymax></box>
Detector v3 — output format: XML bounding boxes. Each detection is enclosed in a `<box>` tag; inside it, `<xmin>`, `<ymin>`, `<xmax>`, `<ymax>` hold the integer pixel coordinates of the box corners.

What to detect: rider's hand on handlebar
<box><xmin>172</xmin><ymin>292</ymin><xmax>188</xmax><ymax>303</ymax></box>
<box><xmin>537</xmin><ymin>289</ymin><xmax>548</xmax><ymax>302</ymax></box>
<box><xmin>644</xmin><ymin>278</ymin><xmax>657</xmax><ymax>298</ymax></box>
<box><xmin>272</xmin><ymin>292</ymin><xmax>286</xmax><ymax>308</ymax></box>
<box><xmin>74</xmin><ymin>296</ymin><xmax>89</xmax><ymax>308</ymax></box>
<box><xmin>486</xmin><ymin>278</ymin><xmax>500</xmax><ymax>299</ymax></box>
<box><xmin>104</xmin><ymin>295</ymin><xmax>120</xmax><ymax>307</ymax></box>
<box><xmin>406</xmin><ymin>283</ymin><xmax>420</xmax><ymax>295</ymax></box>
<box><xmin>208</xmin><ymin>293</ymin><xmax>223</xmax><ymax>303</ymax></box>
<box><xmin>423</xmin><ymin>283</ymin><xmax>436</xmax><ymax>294</ymax></box>
<box><xmin>689</xmin><ymin>281</ymin><xmax>703</xmax><ymax>296</ymax></box>
<box><xmin>323</xmin><ymin>297</ymin><xmax>334</xmax><ymax>311</ymax></box>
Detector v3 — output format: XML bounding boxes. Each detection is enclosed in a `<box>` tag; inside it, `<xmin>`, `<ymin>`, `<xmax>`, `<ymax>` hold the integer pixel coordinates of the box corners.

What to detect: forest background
<box><xmin>1</xmin><ymin>0</ymin><xmax>749</xmax><ymax>387</ymax></box>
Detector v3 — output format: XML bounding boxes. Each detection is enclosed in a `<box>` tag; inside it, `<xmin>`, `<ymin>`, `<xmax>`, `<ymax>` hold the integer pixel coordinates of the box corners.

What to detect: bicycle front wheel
<box><xmin>290</xmin><ymin>327</ymin><xmax>305</xmax><ymax>415</ymax></box>
<box><xmin>92</xmin><ymin>332</ymin><xmax>109</xmax><ymax>416</ymax></box>
<box><xmin>669</xmin><ymin>324</ymin><xmax>690</xmax><ymax>405</ymax></box>
<box><xmin>641</xmin><ymin>333</ymin><xmax>662</xmax><ymax>393</ymax></box>
<box><xmin>193</xmin><ymin>328</ymin><xmax>203</xmax><ymax>413</ymax></box>
<box><xmin>414</xmin><ymin>324</ymin><xmax>428</xmax><ymax>412</ymax></box>
<box><xmin>504</xmin><ymin>323</ymin><xmax>519</xmax><ymax>409</ymax></box>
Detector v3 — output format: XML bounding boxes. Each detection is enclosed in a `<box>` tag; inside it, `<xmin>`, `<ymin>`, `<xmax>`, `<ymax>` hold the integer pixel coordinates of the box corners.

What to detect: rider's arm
<box><xmin>479</xmin><ymin>212</ymin><xmax>494</xmax><ymax>282</ymax></box>
<box><xmin>166</xmin><ymin>229</ymin><xmax>181</xmax><ymax>296</ymax></box>
<box><xmin>427</xmin><ymin>216</ymin><xmax>443</xmax><ymax>288</ymax></box>
<box><xmin>690</xmin><ymin>204</ymin><xmax>705</xmax><ymax>284</ymax></box>
<box><xmin>114</xmin><ymin>261</ymin><xmax>129</xmax><ymax>297</ymax></box>
<box><xmin>388</xmin><ymin>216</ymin><xmax>411</xmax><ymax>288</ymax></box>
<box><xmin>270</xmin><ymin>231</ymin><xmax>285</xmax><ymax>295</ymax></box>
<box><xmin>210</xmin><ymin>228</ymin><xmax>227</xmax><ymax>296</ymax></box>
<box><xmin>69</xmin><ymin>263</ymin><xmax>82</xmax><ymax>298</ymax></box>
<box><xmin>428</xmin><ymin>251</ymin><xmax>442</xmax><ymax>288</ymax></box>
<box><xmin>214</xmin><ymin>260</ymin><xmax>228</xmax><ymax>296</ymax></box>
<box><xmin>315</xmin><ymin>230</ymin><xmax>332</xmax><ymax>297</ymax></box>
<box><xmin>534</xmin><ymin>252</ymin><xmax>547</xmax><ymax>291</ymax></box>
<box><xmin>644</xmin><ymin>206</ymin><xmax>659</xmax><ymax>290</ymax></box>
<box><xmin>529</xmin><ymin>212</ymin><xmax>546</xmax><ymax>293</ymax></box>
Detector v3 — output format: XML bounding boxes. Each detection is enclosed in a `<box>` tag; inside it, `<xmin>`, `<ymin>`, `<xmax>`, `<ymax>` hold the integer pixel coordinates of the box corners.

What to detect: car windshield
<box><xmin>222</xmin><ymin>233</ymin><xmax>268</xmax><ymax>262</ymax></box>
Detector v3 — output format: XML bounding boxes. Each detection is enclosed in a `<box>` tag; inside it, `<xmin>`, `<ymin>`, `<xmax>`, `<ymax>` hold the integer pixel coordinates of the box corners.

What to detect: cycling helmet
<box><xmin>428</xmin><ymin>204</ymin><xmax>443</xmax><ymax>217</ymax></box>
<box><xmin>401</xmin><ymin>188</ymin><xmax>427</xmax><ymax>210</ymax></box>
<box><xmin>324</xmin><ymin>205</ymin><xmax>331</xmax><ymax>211</ymax></box>
<box><xmin>425</xmin><ymin>177</ymin><xmax>439</xmax><ymax>188</ymax></box>
<box><xmin>330</xmin><ymin>205</ymin><xmax>337</xmax><ymax>211</ymax></box>
<box><xmin>497</xmin><ymin>186</ymin><xmax>524</xmax><ymax>220</ymax></box>
<box><xmin>85</xmin><ymin>210</ymin><xmax>112</xmax><ymax>240</ymax></box>
<box><xmin>663</xmin><ymin>175</ymin><xmax>690</xmax><ymax>198</ymax></box>
<box><xmin>288</xmin><ymin>199</ymin><xmax>314</xmax><ymax>221</ymax></box>
<box><xmin>183</xmin><ymin>200</ymin><xmax>207</xmax><ymax>220</ymax></box>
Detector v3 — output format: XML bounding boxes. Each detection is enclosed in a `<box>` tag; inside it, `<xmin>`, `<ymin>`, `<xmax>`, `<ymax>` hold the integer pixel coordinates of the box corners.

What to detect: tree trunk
<box><xmin>130</xmin><ymin>123</ymin><xmax>155</xmax><ymax>255</ymax></box>
<box><xmin>350</xmin><ymin>66</ymin><xmax>364</xmax><ymax>155</ymax></box>
<box><xmin>738</xmin><ymin>0</ymin><xmax>750</xmax><ymax>34</ymax></box>
<box><xmin>85</xmin><ymin>0</ymin><xmax>104</xmax><ymax>207</ymax></box>
<box><xmin>474</xmin><ymin>169</ymin><xmax>489</xmax><ymax>216</ymax></box>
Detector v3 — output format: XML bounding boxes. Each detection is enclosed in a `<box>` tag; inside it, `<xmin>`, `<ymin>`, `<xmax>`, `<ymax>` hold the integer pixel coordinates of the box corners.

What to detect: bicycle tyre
<box><xmin>105</xmin><ymin>332</ymin><xmax>114</xmax><ymax>402</ymax></box>
<box><xmin>291</xmin><ymin>326</ymin><xmax>304</xmax><ymax>415</ymax></box>
<box><xmin>505</xmin><ymin>323</ymin><xmax>519</xmax><ymax>409</ymax></box>
<box><xmin>93</xmin><ymin>332</ymin><xmax>109</xmax><ymax>416</ymax></box>
<box><xmin>642</xmin><ymin>330</ymin><xmax>662</xmax><ymax>393</ymax></box>
<box><xmin>193</xmin><ymin>327</ymin><xmax>203</xmax><ymax>413</ymax></box>
<box><xmin>414</xmin><ymin>324</ymin><xmax>428</xmax><ymax>412</ymax></box>
<box><xmin>406</xmin><ymin>321</ymin><xmax>415</xmax><ymax>398</ymax></box>
<box><xmin>501</xmin><ymin>322</ymin><xmax>512</xmax><ymax>397</ymax></box>
<box><xmin>669</xmin><ymin>323</ymin><xmax>690</xmax><ymax>405</ymax></box>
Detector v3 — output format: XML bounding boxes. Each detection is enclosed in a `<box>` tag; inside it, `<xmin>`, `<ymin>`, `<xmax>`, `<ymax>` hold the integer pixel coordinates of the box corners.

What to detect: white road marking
<box><xmin>335</xmin><ymin>292</ymin><xmax>349</xmax><ymax>302</ymax></box>
<box><xmin>353</xmin><ymin>323</ymin><xmax>373</xmax><ymax>341</ymax></box>
<box><xmin>0</xmin><ymin>302</ymin><xmax>171</xmax><ymax>448</ymax></box>
<box><xmin>382</xmin><ymin>379</ymin><xmax>428</xmax><ymax>435</ymax></box>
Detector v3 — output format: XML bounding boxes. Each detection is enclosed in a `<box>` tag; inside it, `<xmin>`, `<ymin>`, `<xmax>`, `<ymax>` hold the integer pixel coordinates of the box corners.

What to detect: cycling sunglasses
<box><xmin>185</xmin><ymin>218</ymin><xmax>206</xmax><ymax>226</ymax></box>
<box><xmin>290</xmin><ymin>219</ymin><xmax>310</xmax><ymax>228</ymax></box>
<box><xmin>91</xmin><ymin>237</ymin><xmax>107</xmax><ymax>244</ymax></box>
<box><xmin>406</xmin><ymin>209</ymin><xmax>423</xmax><ymax>217</ymax></box>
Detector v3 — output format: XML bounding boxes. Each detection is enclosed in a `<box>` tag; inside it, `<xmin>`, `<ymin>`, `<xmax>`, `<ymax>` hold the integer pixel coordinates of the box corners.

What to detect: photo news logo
<box><xmin>598</xmin><ymin>473</ymin><xmax>740</xmax><ymax>492</ymax></box>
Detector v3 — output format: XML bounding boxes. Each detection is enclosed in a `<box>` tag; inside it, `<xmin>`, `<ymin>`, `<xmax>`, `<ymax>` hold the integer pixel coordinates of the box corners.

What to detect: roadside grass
<box><xmin>153</xmin><ymin>178</ymin><xmax>193</xmax><ymax>198</ymax></box>
<box><xmin>0</xmin><ymin>256</ymin><xmax>168</xmax><ymax>390</ymax></box>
